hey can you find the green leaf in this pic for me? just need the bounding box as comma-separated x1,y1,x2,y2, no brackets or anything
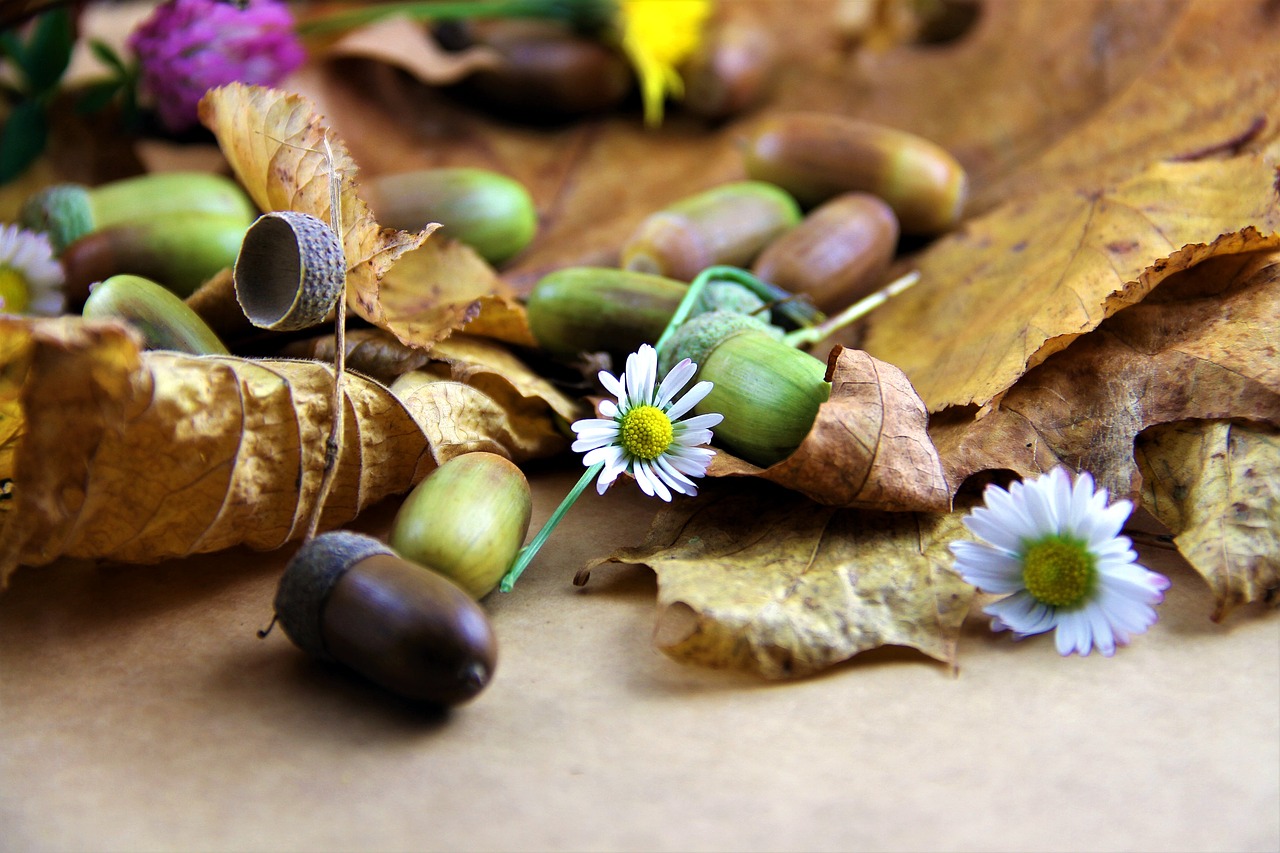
0,30,24,70
89,39,128,75
75,79,123,115
23,9,75,94
0,100,48,185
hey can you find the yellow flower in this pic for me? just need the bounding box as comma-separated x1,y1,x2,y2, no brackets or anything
616,0,711,126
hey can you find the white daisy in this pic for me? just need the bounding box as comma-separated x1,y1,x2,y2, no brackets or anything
571,343,724,501
950,466,1171,657
0,223,65,316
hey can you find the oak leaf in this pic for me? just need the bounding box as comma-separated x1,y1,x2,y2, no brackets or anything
1137,420,1280,620
579,480,975,679
710,346,950,511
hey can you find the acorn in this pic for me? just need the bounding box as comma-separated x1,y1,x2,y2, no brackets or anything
20,172,258,253
741,111,968,233
751,192,900,312
82,274,230,355
453,20,634,120
233,211,347,331
659,311,829,468
620,181,802,281
679,17,778,120
273,530,498,707
389,451,532,599
59,213,251,307
525,266,822,359
364,168,537,266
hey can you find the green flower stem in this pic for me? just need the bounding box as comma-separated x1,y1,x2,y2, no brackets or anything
296,0,609,36
653,264,755,353
499,461,604,592
782,270,920,348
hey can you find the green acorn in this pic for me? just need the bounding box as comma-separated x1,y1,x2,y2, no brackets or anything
659,310,829,468
620,181,802,281
60,213,251,306
525,266,820,359
82,274,229,355
20,172,258,253
364,167,537,266
388,451,533,600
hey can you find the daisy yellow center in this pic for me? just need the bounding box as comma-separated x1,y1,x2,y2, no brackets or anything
1021,536,1096,608
619,404,674,461
0,267,30,314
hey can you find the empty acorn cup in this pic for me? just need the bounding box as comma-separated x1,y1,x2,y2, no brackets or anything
233,210,347,331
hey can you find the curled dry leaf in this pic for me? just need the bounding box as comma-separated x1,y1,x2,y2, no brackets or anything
1138,420,1280,621
0,317,435,587
709,345,950,512
862,146,1280,413
579,480,975,679
930,250,1280,500
322,17,503,85
281,327,434,385
197,83,432,330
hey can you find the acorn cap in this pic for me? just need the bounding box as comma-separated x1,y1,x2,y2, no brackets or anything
233,211,346,331
19,184,95,253
274,531,394,660
658,309,781,374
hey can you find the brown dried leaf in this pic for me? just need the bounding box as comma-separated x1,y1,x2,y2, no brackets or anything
374,236,536,349
324,17,503,85
581,480,975,679
197,83,431,328
861,149,1280,413
280,328,433,385
930,250,1280,500
1137,420,1280,620
426,335,583,426
709,346,950,511
0,317,435,587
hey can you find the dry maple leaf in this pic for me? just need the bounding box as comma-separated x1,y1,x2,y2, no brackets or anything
579,479,975,679
709,345,950,511
1138,420,1280,621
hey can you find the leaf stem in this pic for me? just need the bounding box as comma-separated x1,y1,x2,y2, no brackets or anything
499,461,603,592
782,270,920,348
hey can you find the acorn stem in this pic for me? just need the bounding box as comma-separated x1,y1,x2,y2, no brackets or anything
499,461,603,592
782,269,920,348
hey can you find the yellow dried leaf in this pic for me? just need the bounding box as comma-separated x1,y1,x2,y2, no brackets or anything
0,317,435,587
710,346,951,511
863,146,1280,412
1138,420,1280,621
197,83,432,328
581,481,975,678
428,335,582,425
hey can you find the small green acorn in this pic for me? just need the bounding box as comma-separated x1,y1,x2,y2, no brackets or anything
59,213,251,306
364,167,537,266
82,274,229,355
620,181,802,281
389,451,532,600
660,310,829,468
20,172,258,253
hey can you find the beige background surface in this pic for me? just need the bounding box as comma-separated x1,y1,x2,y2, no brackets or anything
1,465,1277,852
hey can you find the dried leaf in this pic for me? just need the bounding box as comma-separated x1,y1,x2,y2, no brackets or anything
1137,420,1280,620
581,480,975,678
710,346,950,511
323,17,503,85
0,317,435,586
426,335,583,426
280,328,433,385
861,149,1280,413
930,250,1280,500
374,235,536,349
197,83,432,328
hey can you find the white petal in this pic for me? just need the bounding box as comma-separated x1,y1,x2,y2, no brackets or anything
677,412,724,431
674,429,715,448
599,369,624,401
655,358,696,408
1022,471,1062,534
984,591,1056,638
949,541,1025,593
634,461,672,501
962,509,1024,554
598,399,618,418
625,345,657,406
572,417,618,435
666,380,714,420
655,455,698,492
1086,499,1132,549
979,484,1041,543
